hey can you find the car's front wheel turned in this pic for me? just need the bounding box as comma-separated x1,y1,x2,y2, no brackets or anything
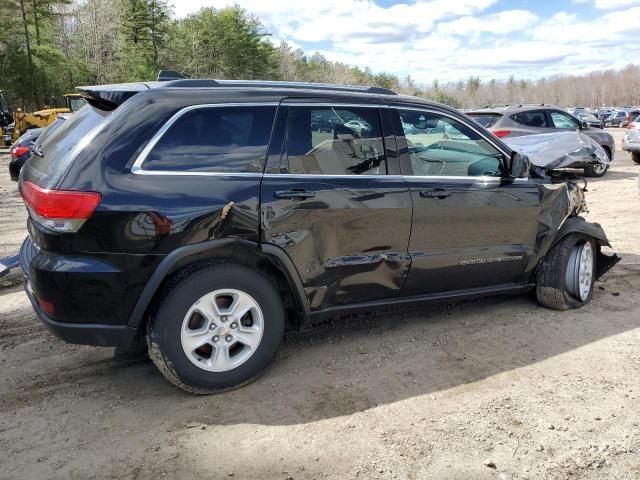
536,234,596,310
147,264,285,394
584,162,608,177
632,152,640,165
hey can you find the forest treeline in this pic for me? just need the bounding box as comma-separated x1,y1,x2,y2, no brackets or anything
2,0,639,111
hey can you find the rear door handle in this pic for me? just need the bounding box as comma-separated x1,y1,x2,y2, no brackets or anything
273,189,315,200
420,189,451,199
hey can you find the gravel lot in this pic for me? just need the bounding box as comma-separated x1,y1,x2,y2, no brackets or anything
1,129,639,480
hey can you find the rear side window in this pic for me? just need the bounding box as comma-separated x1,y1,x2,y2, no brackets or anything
284,106,386,175
510,111,549,128
142,106,276,173
467,114,501,128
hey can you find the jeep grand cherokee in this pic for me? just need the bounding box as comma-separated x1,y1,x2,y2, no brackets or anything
18,79,618,393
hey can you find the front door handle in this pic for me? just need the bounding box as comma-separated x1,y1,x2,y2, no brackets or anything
420,189,451,199
273,189,315,200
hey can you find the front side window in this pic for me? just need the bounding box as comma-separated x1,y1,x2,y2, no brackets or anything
143,106,276,172
285,106,386,175
550,111,579,129
511,110,549,128
398,109,503,177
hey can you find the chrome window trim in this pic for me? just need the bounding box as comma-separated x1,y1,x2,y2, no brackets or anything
131,102,279,175
280,102,389,109
130,100,528,180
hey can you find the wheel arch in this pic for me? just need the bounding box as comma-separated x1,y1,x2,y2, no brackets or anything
127,239,310,333
538,217,619,280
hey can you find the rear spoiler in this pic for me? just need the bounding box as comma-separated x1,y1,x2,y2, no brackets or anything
76,82,154,111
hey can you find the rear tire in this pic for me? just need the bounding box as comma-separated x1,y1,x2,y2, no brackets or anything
632,152,640,165
147,263,285,394
536,234,596,310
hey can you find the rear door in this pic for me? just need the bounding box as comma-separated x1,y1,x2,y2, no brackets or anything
260,101,412,312
392,107,541,296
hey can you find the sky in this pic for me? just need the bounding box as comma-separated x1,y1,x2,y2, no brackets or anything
168,0,640,84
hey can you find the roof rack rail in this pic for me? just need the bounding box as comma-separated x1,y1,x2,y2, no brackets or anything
159,79,397,95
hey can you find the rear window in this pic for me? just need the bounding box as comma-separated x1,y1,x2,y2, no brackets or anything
511,110,550,128
141,106,276,173
35,117,66,146
467,114,501,128
28,105,111,177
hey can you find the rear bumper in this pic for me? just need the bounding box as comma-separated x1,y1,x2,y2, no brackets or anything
19,236,147,347
23,280,137,346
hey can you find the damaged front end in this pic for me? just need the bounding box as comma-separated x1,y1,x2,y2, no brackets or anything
505,132,620,280
504,131,609,176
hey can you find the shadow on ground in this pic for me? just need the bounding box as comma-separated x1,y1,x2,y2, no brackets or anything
2,263,639,429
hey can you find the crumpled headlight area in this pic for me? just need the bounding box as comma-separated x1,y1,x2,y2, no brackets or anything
567,180,588,216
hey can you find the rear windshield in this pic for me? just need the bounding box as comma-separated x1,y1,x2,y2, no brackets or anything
467,114,501,128
34,116,66,146
28,105,111,180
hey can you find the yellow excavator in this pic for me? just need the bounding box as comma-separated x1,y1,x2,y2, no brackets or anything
1,92,86,146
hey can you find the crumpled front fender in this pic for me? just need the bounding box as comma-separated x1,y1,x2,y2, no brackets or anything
553,217,620,278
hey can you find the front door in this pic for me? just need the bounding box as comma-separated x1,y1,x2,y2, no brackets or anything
260,102,412,311
393,107,541,296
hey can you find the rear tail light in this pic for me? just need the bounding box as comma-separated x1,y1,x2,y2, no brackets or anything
20,180,101,232
11,146,29,160
492,130,511,138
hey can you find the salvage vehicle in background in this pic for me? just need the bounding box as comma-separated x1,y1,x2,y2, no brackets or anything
622,117,640,164
17,79,618,394
8,114,68,181
604,110,628,127
576,112,603,129
466,105,614,177
9,128,43,181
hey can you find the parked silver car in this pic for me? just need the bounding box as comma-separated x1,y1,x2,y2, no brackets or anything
466,105,615,177
622,118,640,165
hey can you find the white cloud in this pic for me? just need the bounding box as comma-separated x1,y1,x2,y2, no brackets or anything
167,0,640,84
593,0,640,9
437,10,539,36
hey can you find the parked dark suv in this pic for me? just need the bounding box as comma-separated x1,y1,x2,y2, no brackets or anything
18,80,618,394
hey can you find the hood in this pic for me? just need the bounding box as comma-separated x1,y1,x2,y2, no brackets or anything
503,131,609,172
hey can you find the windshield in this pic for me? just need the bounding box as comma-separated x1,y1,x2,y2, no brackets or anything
467,114,502,128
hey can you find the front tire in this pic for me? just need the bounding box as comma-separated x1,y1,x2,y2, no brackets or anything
632,152,640,165
148,264,285,394
584,163,608,177
536,234,596,310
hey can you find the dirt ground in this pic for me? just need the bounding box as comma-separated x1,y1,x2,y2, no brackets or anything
0,129,639,480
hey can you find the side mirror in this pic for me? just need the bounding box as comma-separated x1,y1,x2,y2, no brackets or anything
581,121,589,129
509,152,530,178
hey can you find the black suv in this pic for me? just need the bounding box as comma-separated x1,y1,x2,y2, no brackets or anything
18,80,618,393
